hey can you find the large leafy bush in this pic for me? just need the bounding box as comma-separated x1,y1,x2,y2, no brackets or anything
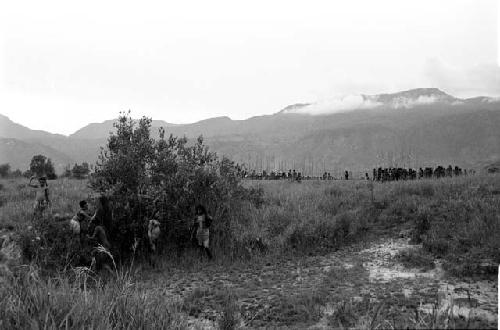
90,112,259,259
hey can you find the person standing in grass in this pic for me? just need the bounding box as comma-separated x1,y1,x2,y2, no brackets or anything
192,204,213,260
28,176,50,217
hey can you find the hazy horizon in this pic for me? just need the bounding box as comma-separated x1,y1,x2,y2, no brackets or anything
1,0,499,135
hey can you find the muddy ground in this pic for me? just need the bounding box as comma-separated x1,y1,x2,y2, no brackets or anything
137,233,498,329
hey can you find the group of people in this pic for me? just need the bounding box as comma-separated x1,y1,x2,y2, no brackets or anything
236,164,474,182
238,169,304,181
238,169,343,181
369,165,471,182
65,197,113,271
28,176,214,271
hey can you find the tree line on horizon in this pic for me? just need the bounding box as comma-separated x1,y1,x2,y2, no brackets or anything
0,155,91,180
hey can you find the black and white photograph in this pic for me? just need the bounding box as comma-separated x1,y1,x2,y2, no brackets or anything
0,0,499,328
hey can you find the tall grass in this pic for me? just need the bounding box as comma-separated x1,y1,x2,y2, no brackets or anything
0,178,91,230
1,174,499,327
2,175,499,272
0,265,186,329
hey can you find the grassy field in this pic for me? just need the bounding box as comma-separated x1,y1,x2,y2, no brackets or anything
0,178,91,229
0,174,499,328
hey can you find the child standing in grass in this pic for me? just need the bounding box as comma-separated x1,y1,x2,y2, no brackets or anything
28,176,50,217
192,205,213,260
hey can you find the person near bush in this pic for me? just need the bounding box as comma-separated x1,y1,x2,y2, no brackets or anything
87,225,113,272
86,195,114,272
87,209,112,273
191,205,213,260
70,200,92,238
28,176,50,217
91,195,112,236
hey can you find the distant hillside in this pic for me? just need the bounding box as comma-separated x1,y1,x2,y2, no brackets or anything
0,138,73,172
205,109,500,173
0,115,103,171
1,88,499,175
71,119,177,139
0,114,66,140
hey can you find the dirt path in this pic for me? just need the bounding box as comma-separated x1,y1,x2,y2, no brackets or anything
138,236,498,329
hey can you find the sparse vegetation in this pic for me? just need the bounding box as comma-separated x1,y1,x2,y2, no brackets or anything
64,162,91,179
0,163,24,179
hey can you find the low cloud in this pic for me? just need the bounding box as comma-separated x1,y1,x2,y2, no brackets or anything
283,92,448,115
390,95,443,109
283,94,381,115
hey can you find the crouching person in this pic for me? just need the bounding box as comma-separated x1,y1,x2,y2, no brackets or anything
193,205,213,260
87,220,113,274
70,200,92,238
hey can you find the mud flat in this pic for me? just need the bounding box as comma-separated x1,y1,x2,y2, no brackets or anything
361,238,498,326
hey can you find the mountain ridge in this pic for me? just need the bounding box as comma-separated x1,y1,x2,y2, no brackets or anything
1,88,499,173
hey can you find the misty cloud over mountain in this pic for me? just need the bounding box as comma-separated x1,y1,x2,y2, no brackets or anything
278,88,496,115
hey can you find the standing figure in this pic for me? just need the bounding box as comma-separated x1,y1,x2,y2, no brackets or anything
91,195,112,237
148,219,161,253
297,172,302,182
29,176,50,217
446,165,453,177
344,170,349,180
193,205,213,260
146,219,161,267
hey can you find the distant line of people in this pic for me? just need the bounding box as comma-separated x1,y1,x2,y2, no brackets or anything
237,165,476,181
237,169,340,181
370,165,474,182
238,169,305,181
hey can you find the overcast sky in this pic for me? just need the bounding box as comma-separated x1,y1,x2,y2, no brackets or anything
0,0,498,135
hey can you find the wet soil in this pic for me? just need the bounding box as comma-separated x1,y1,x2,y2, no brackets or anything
138,236,498,329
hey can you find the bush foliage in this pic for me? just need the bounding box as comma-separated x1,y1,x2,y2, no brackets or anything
90,112,260,259
29,155,57,179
